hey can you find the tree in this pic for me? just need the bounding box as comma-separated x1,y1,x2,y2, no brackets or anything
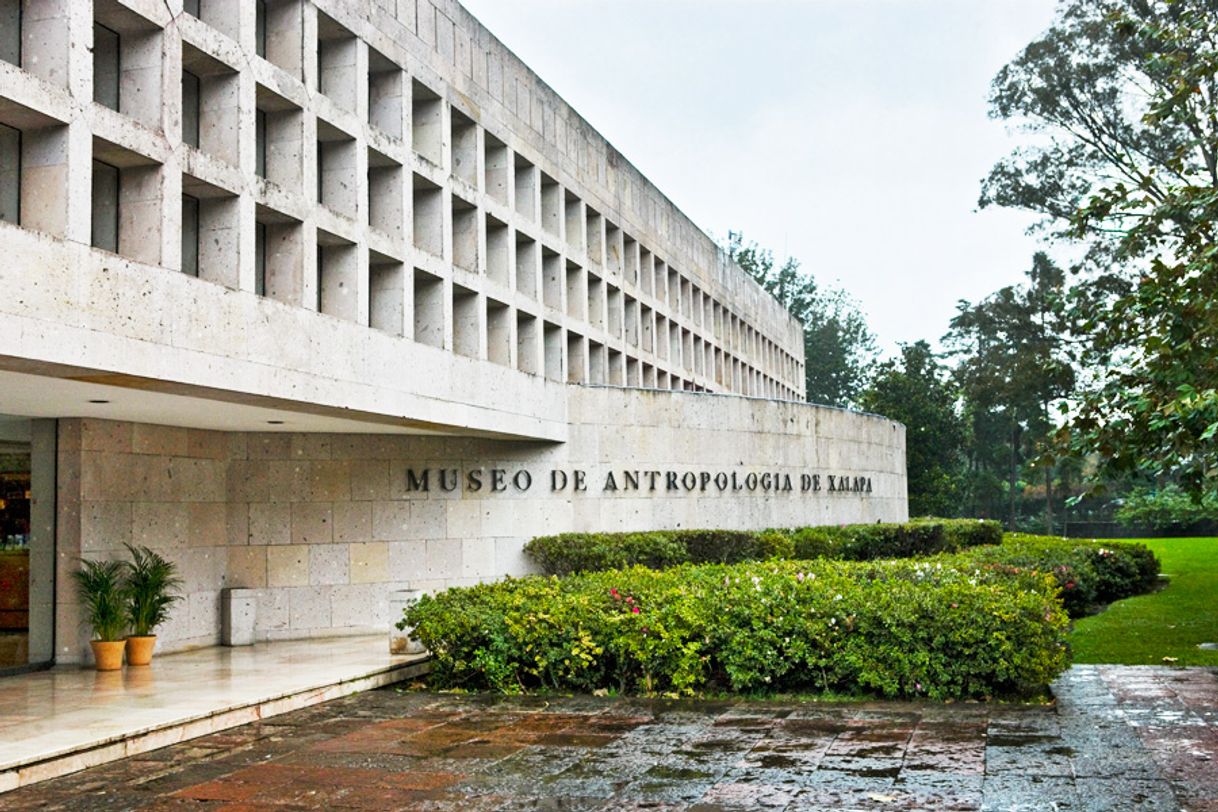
944,254,1075,531
859,341,968,518
725,232,877,407
982,0,1218,495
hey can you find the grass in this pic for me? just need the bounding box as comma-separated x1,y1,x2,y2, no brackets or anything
1069,537,1218,666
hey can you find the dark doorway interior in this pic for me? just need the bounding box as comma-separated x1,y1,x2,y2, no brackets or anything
0,438,30,668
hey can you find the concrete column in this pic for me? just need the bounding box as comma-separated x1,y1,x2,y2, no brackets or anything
52,420,83,664
26,419,56,665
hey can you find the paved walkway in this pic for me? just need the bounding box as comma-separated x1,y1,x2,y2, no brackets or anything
1,666,1214,811
0,636,428,791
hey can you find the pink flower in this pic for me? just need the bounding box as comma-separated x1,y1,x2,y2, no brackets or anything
631,606,640,614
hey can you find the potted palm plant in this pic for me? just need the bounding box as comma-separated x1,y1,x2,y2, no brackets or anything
123,544,182,666
73,559,128,671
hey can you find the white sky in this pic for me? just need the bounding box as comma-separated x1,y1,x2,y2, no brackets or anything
458,0,1060,355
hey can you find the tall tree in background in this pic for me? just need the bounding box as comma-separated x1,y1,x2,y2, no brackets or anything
944,254,1075,531
982,0,1218,495
859,341,968,517
726,232,877,407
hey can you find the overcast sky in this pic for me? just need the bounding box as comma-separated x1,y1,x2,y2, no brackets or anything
459,0,1060,355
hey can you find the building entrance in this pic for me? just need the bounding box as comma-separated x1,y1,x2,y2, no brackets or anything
0,417,31,669
0,415,52,675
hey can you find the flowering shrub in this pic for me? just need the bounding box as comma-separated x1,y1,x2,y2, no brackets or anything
960,535,1159,617
524,519,1001,575
403,558,1069,700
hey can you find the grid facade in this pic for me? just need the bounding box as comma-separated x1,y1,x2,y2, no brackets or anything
0,0,806,401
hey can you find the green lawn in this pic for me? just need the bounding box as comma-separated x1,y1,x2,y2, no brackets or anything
1069,537,1218,666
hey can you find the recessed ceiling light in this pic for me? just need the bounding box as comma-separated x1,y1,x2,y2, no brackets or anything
88,399,110,404
267,420,285,425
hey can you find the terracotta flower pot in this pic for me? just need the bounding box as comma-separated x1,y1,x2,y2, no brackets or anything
125,635,157,666
90,640,125,671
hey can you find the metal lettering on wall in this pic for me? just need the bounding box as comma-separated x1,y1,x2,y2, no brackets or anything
403,468,874,496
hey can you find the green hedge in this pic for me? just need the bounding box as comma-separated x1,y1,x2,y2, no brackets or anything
959,534,1160,617
524,519,1001,575
402,558,1069,700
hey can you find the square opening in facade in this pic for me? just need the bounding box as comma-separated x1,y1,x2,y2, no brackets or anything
626,355,640,387
585,207,603,266
565,260,585,321
541,248,562,313
543,321,563,381
485,214,509,286
367,47,403,139
255,204,303,305
486,297,511,367
0,0,17,67
483,132,509,206
91,138,161,264
587,272,605,332
623,236,639,287
411,79,443,167
183,0,240,41
92,3,162,129
607,349,624,386
0,116,69,237
255,85,303,192
317,120,357,219
563,190,583,256
412,267,445,348
451,282,479,358
516,310,540,375
566,331,586,384
0,123,19,224
624,295,639,347
451,194,478,272
368,148,404,241
369,250,405,336
182,173,239,287
539,172,560,237
450,108,477,187
606,284,623,339
514,232,538,301
0,0,69,86
588,340,606,385
181,42,239,166
411,173,443,257
255,0,303,78
316,230,358,322
605,221,622,276
513,154,536,221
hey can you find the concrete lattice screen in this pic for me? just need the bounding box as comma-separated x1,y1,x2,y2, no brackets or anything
0,0,806,400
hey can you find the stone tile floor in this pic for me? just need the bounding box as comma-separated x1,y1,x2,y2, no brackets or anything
0,665,1214,811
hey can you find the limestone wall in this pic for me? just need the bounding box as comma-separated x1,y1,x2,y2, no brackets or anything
55,392,905,663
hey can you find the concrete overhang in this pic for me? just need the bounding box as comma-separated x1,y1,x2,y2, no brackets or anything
0,226,569,442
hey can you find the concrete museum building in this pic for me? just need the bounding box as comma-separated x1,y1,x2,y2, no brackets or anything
0,0,908,670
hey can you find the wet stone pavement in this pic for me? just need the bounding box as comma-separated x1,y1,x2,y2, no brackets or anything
1,666,1215,811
